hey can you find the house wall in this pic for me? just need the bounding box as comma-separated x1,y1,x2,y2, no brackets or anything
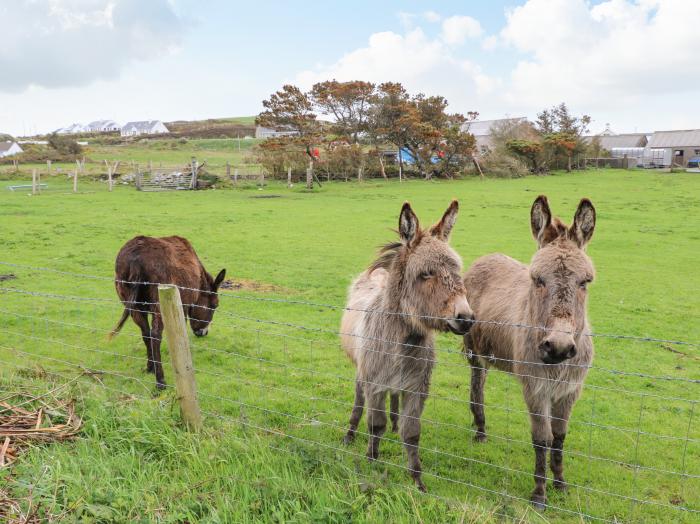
671,146,700,167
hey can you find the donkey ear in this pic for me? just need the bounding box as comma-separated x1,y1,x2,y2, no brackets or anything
399,202,420,245
530,195,553,248
430,199,459,240
570,199,596,248
213,269,226,289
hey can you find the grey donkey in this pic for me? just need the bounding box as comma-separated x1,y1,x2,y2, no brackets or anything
463,195,596,509
341,200,474,491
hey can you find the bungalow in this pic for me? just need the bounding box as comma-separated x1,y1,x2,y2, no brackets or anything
0,141,23,158
460,117,528,155
254,126,300,139
120,120,169,137
86,120,121,133
646,129,700,168
56,123,87,134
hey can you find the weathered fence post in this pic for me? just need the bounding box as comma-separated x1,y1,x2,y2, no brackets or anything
306,160,313,189
259,166,264,187
32,169,37,195
287,166,292,188
158,285,203,431
233,168,238,185
73,169,78,193
46,160,52,176
226,161,231,180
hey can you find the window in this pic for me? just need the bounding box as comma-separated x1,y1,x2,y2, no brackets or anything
674,149,684,157
694,149,700,155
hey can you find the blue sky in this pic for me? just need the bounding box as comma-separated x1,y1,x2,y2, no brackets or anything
1,1,699,136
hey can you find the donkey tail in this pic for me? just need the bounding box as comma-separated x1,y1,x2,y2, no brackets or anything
108,308,130,341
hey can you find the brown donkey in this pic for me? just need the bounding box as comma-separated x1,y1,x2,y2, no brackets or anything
341,201,474,491
463,195,596,509
110,236,226,389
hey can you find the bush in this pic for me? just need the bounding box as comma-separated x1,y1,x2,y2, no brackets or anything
47,133,83,156
481,152,529,178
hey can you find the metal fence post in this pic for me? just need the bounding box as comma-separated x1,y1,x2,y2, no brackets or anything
158,284,203,431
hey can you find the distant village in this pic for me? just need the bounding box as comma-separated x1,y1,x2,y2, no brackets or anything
1,116,699,170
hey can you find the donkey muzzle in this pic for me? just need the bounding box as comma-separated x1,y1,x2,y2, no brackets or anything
539,338,576,364
194,327,209,337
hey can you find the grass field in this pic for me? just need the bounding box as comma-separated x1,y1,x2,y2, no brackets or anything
1,169,699,522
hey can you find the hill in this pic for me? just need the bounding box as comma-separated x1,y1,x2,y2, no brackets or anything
165,116,256,139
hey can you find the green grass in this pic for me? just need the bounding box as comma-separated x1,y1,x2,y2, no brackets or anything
0,170,699,522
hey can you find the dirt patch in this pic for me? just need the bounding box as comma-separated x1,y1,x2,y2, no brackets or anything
220,278,290,294
0,274,16,282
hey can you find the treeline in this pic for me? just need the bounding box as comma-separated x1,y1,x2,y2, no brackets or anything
254,81,595,181
254,81,478,182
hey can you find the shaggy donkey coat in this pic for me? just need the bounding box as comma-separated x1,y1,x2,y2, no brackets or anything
341,201,474,491
463,196,596,509
110,235,226,389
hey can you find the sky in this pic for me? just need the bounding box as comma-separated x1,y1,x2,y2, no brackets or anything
1,0,699,137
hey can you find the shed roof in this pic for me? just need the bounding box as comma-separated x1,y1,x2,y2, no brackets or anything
0,141,16,152
647,129,700,148
462,117,527,136
596,133,648,149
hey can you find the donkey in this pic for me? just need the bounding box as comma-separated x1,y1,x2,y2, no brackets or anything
109,235,226,389
340,201,474,491
463,195,596,509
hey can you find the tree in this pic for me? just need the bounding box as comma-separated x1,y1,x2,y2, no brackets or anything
534,103,590,172
506,139,543,171
310,80,375,142
47,133,82,156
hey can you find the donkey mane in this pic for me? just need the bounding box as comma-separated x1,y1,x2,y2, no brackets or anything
367,240,405,274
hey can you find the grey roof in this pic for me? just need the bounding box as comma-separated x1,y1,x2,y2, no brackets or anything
87,119,119,129
0,141,16,152
122,120,166,132
647,129,700,148
593,133,648,150
462,117,527,136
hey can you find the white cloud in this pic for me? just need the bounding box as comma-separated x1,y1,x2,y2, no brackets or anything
0,0,183,92
501,0,700,109
440,15,483,45
423,10,441,23
481,35,498,51
295,27,497,114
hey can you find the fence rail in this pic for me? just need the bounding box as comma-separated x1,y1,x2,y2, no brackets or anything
1,262,698,522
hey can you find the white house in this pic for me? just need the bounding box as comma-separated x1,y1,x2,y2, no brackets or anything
0,141,23,158
120,120,169,137
254,125,300,139
55,123,87,134
86,120,121,133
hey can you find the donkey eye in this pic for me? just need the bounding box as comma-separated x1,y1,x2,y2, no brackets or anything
420,271,434,280
579,280,590,290
534,276,545,288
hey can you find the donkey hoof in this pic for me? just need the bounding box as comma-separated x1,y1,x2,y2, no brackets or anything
553,479,568,491
155,382,166,391
342,433,355,446
474,431,487,443
530,493,547,511
415,479,427,492
391,423,399,433
366,450,379,462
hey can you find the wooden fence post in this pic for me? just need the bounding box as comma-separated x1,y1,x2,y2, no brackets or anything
287,166,292,188
32,169,37,195
233,169,238,185
73,169,78,193
226,161,231,180
47,160,52,176
158,285,203,431
306,160,313,189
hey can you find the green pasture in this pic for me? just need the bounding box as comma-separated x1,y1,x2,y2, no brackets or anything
0,169,698,522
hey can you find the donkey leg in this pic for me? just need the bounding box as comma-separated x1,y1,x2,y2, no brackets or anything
400,390,428,492
365,389,387,462
343,379,365,445
389,392,400,433
131,310,154,373
150,313,166,390
550,395,575,491
526,395,552,510
469,356,488,442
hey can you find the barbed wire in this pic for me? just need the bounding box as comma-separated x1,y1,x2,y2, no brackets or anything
1,261,698,348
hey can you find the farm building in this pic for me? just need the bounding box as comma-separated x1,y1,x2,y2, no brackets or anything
255,126,300,139
86,120,121,133
0,141,23,158
460,117,528,155
120,120,169,137
646,129,700,168
585,133,650,165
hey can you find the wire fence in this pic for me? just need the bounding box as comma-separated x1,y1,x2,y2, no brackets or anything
0,261,698,522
